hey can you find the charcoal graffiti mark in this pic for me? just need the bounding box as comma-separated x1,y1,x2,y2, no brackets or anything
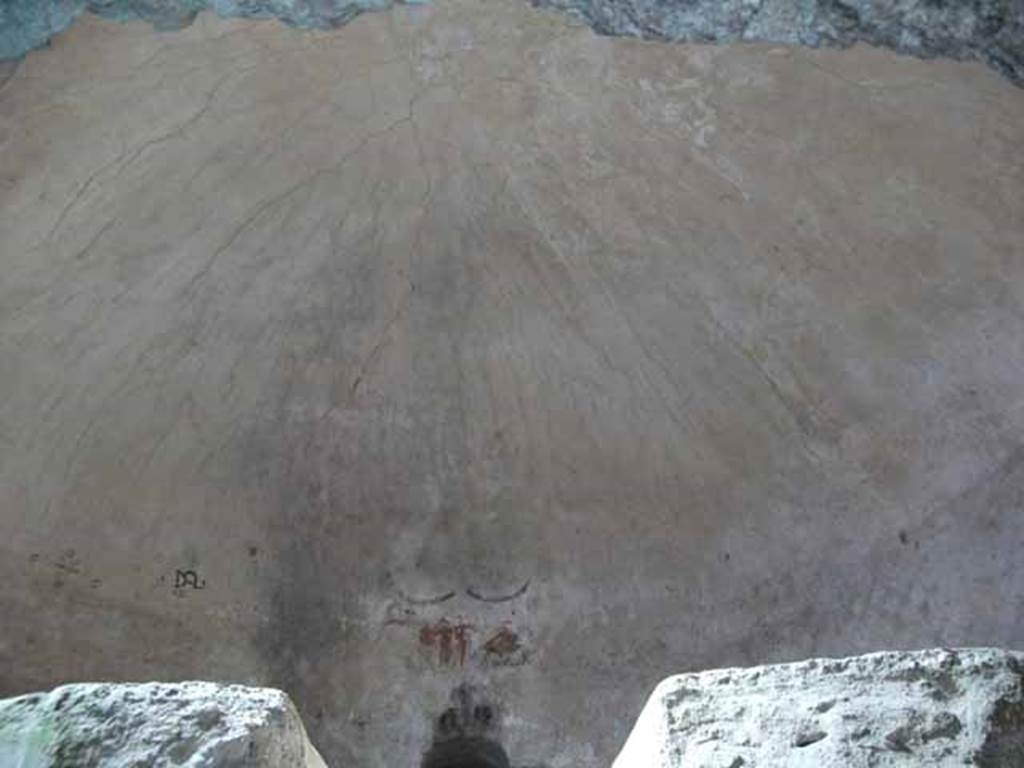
174,569,206,590
420,619,472,666
52,549,82,574
466,580,529,603
383,606,418,627
399,589,457,605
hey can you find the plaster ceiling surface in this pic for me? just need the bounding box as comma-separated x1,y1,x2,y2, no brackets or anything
0,2,1022,765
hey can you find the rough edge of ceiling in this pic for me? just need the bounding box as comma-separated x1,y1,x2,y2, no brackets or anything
1,1,1022,87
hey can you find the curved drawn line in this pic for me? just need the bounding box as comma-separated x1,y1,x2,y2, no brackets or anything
398,590,456,606
466,580,530,603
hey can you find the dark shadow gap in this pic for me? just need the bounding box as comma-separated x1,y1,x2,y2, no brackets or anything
423,737,512,768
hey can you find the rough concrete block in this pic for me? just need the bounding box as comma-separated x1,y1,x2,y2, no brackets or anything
0,681,327,768
614,648,1024,767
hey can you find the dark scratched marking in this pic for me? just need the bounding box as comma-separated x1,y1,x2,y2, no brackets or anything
399,589,456,605
174,569,206,590
466,580,529,603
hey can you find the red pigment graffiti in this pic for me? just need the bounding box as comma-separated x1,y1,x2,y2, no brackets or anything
481,625,529,667
419,619,472,666
482,627,520,657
